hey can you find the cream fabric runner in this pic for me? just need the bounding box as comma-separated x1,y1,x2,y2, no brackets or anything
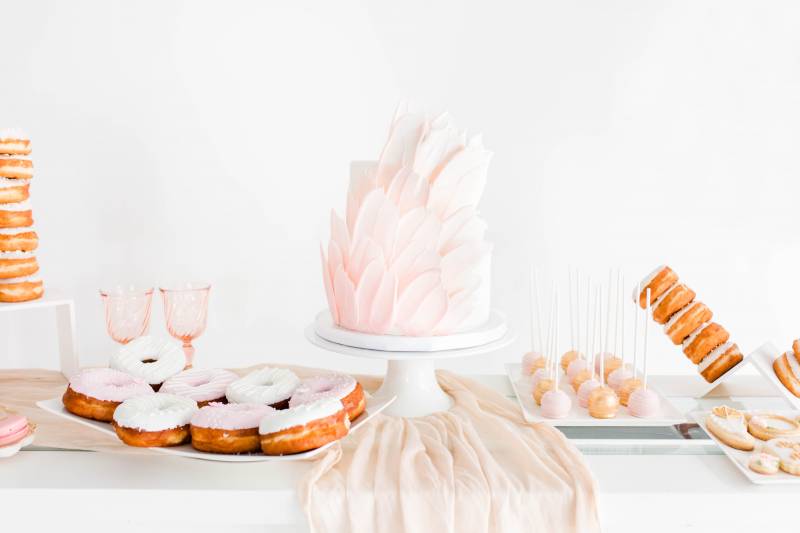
1,368,599,532
300,370,600,533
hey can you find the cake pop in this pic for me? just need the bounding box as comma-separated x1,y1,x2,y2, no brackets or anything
629,287,661,418
588,284,620,419
608,271,634,391
578,285,601,407
571,276,594,391
560,269,584,372
533,286,556,405
542,290,571,419
521,267,545,375
619,283,644,406
596,269,622,380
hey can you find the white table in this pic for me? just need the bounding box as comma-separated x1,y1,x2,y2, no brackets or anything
3,375,798,533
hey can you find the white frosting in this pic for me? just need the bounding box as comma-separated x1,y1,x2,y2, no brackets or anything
258,397,345,434
750,415,797,431
110,336,186,385
159,368,239,402
682,323,709,349
632,265,667,302
0,226,35,235
0,155,32,161
226,367,300,405
698,342,733,372
0,200,31,212
663,302,699,332
651,282,679,310
763,438,800,464
709,410,747,434
0,275,40,284
0,177,29,188
784,350,800,381
0,129,28,141
0,250,34,260
112,393,198,431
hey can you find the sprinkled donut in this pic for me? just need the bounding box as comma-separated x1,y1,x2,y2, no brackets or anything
259,398,349,455
160,368,239,406
226,367,300,409
112,393,198,447
190,402,275,454
62,367,154,422
110,336,186,388
289,374,366,421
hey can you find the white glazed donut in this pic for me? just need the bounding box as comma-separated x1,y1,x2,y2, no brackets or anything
226,367,300,408
160,368,239,406
110,336,186,387
111,393,198,447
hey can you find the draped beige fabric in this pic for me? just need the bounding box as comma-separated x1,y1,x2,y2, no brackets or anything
2,368,599,532
300,370,600,533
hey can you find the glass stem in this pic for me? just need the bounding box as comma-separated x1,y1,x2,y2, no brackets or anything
182,342,195,369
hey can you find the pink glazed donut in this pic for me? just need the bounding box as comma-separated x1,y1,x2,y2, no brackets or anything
289,374,366,421
190,402,276,454
62,367,154,422
160,368,239,407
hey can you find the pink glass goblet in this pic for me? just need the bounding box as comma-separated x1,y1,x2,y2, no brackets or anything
159,282,211,368
99,286,154,345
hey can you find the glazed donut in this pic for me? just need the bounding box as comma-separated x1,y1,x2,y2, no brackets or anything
226,367,300,409
110,336,186,388
698,342,743,383
663,301,712,345
190,402,275,454
0,226,38,252
763,438,800,476
773,349,800,398
160,368,239,406
682,322,729,364
705,405,755,451
62,367,154,422
747,414,800,441
0,157,33,179
652,283,695,324
0,132,31,156
0,200,33,228
633,265,678,308
112,393,198,447
0,178,29,204
259,398,349,455
0,253,39,279
0,276,43,302
289,374,366,421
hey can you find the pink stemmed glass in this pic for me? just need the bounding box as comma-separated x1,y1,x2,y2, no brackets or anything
99,286,154,344
159,282,211,368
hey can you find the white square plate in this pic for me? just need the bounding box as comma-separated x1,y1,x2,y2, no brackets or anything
506,363,685,427
37,395,394,462
749,346,800,410
690,410,800,484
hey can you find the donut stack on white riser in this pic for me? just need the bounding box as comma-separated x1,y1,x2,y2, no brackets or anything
634,266,742,383
0,131,43,303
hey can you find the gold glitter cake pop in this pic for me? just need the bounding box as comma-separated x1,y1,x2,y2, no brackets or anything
588,283,619,419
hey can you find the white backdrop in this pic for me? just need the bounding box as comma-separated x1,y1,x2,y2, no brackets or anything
2,0,799,378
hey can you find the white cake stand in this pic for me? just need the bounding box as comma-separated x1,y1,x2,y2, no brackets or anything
306,309,515,417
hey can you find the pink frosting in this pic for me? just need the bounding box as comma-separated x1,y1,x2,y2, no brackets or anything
577,379,600,408
628,388,661,418
289,374,357,408
566,358,588,380
0,413,29,446
191,402,275,430
160,368,239,402
541,390,571,419
69,367,154,402
521,351,545,374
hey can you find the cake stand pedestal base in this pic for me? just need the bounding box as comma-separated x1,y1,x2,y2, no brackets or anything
373,359,453,417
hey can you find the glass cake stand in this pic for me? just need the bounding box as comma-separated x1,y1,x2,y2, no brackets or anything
305,309,515,417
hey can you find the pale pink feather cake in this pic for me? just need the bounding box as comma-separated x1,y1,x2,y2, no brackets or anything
320,106,493,336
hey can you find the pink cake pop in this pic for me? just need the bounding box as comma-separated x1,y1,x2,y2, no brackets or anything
608,271,634,391
542,289,571,419
533,287,557,404
629,288,661,418
522,267,546,375
578,285,601,408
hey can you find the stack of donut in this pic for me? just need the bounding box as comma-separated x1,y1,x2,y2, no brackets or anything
62,337,366,455
634,265,743,383
0,130,42,302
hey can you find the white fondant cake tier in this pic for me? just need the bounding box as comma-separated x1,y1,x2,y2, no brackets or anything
320,106,493,336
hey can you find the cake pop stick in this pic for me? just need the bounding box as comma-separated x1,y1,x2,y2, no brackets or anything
628,286,660,418
533,268,543,353
586,276,592,371
528,268,537,353
604,269,613,356
599,285,605,385
554,288,560,389
613,269,621,357
632,282,640,375
643,287,651,389
574,270,581,353
568,268,575,349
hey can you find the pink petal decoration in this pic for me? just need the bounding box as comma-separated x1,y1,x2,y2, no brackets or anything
395,269,441,325
440,241,492,295
351,189,399,260
330,210,351,265
433,289,477,334
438,206,487,256
346,165,378,232
320,244,339,323
354,260,385,330
413,112,465,183
333,265,358,330
369,272,397,334
328,240,344,284
348,238,383,287
404,286,448,336
427,137,492,219
375,113,426,189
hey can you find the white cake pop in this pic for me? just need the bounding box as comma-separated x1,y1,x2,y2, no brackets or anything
542,289,571,419
629,288,661,418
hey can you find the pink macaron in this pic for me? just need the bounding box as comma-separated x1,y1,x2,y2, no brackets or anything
0,413,30,447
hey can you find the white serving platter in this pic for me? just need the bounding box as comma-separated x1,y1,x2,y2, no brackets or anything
749,345,800,410
690,410,800,484
506,363,685,427
313,309,508,352
37,395,394,462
